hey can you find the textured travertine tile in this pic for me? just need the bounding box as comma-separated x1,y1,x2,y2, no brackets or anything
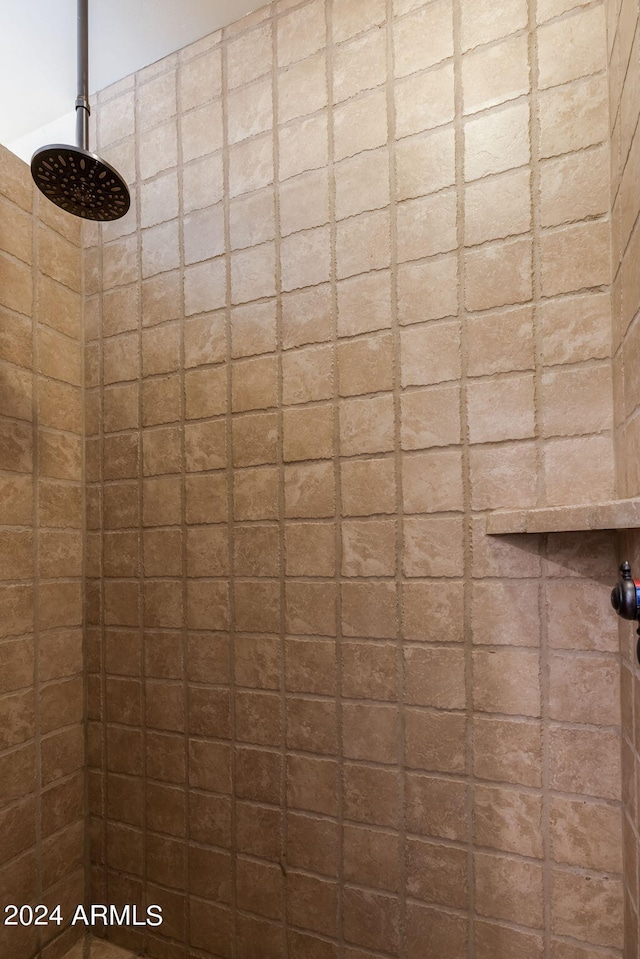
465,168,531,246
467,306,534,376
467,374,536,443
394,62,455,139
184,154,224,211
393,0,453,78
279,113,328,181
398,255,459,325
184,204,225,262
400,321,461,386
140,171,179,228
228,78,273,145
544,435,615,506
404,516,465,577
138,120,178,180
279,169,329,235
184,312,226,367
475,921,543,959
539,145,609,228
538,5,607,90
334,149,390,221
229,133,274,196
397,189,458,262
538,74,609,158
396,126,456,200
337,271,392,336
473,648,540,717
185,366,227,420
550,797,623,872
279,54,328,124
539,293,610,366
401,385,461,450
472,580,540,647
285,524,336,577
473,716,542,787
405,708,466,774
231,301,277,358
282,284,333,348
283,404,334,461
540,220,610,296
334,89,388,161
549,652,619,726
462,33,529,115
277,0,326,67
474,852,544,927
281,225,331,290
184,258,227,315
284,462,335,518
551,870,623,949
540,365,613,437
402,450,464,513
460,0,528,50
99,91,135,145
226,24,271,90
470,442,538,510
141,220,180,277
337,331,394,396
338,397,396,464
137,71,177,133
405,904,468,959
474,784,543,858
282,344,333,405
333,0,386,41
465,236,533,311
537,0,595,21
231,242,277,304
341,456,396,516
549,727,621,800
464,101,530,180
180,46,222,111
333,29,387,102
405,647,466,710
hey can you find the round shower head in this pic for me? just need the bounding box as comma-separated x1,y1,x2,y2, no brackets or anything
31,144,130,222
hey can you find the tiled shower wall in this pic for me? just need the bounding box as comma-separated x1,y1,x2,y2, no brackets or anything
609,0,640,953
0,144,85,959
84,0,624,957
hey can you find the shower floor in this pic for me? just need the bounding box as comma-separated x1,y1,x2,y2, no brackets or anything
62,939,137,959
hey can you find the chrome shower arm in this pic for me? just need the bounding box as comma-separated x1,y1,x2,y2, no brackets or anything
75,0,90,150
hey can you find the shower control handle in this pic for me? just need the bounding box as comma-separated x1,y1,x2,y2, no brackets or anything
611,561,640,665
611,561,640,620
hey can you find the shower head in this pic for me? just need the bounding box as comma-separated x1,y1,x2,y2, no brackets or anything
31,145,130,222
30,0,130,222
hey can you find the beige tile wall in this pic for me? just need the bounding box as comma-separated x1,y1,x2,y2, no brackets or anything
84,1,623,957
0,144,85,959
609,0,640,953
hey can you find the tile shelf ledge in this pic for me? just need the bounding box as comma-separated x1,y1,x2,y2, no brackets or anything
486,498,640,535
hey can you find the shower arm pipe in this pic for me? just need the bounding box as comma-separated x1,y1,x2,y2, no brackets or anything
75,0,90,151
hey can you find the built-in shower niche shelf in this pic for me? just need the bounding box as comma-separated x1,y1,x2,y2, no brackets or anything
486,497,640,535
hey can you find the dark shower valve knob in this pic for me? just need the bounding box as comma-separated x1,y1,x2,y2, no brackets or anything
611,562,640,665
611,561,640,621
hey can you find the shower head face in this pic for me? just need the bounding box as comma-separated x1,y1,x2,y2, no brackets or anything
31,144,130,222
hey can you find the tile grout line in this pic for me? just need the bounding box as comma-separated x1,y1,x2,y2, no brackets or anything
451,0,475,954
384,0,408,955
94,95,110,945
131,64,149,957
175,46,190,959
80,215,91,937
220,24,239,959
32,178,44,959
324,0,346,953
528,0,554,955
270,1,290,952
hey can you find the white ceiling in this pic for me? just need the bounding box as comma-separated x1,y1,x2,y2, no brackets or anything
1,0,260,161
